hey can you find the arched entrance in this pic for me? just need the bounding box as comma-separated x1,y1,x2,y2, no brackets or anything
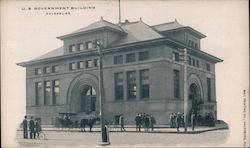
67,73,99,115
189,83,202,113
81,86,97,114
188,74,204,115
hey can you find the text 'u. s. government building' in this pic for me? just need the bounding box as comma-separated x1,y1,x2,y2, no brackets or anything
18,18,222,125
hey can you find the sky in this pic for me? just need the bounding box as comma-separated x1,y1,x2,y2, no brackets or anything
1,0,249,147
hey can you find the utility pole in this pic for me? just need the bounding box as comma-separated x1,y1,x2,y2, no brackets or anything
96,41,110,145
118,0,121,24
183,48,188,132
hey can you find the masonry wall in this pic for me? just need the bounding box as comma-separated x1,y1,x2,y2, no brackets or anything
25,43,217,125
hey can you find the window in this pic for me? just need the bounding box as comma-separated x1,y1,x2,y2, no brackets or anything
69,62,77,70
35,82,42,106
86,60,93,68
52,65,59,73
69,44,76,52
114,72,124,100
44,67,50,74
86,41,93,49
126,53,136,63
192,59,196,66
114,55,123,64
206,63,211,71
94,59,99,67
77,43,84,51
196,60,200,68
52,80,60,105
194,43,198,49
44,81,51,105
188,40,191,46
172,52,179,61
139,51,149,61
173,70,180,99
35,68,42,75
127,71,136,99
207,78,211,102
140,69,149,99
77,61,84,69
188,56,192,65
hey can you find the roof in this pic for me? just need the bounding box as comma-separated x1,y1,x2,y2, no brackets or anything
152,20,206,38
57,18,125,39
110,20,163,46
33,46,64,61
17,19,219,66
152,20,185,32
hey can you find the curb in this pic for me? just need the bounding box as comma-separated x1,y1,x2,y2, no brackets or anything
17,126,228,134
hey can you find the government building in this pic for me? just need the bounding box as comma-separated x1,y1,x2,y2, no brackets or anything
18,18,222,125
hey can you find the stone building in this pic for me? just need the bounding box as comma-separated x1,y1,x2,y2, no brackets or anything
18,18,222,125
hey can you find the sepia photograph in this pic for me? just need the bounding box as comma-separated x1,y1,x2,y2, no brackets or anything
1,0,249,147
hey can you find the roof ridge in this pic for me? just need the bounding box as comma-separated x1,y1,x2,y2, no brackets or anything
118,21,140,26
152,21,183,27
101,19,125,32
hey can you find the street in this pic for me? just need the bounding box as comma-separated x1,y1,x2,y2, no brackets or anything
16,129,229,147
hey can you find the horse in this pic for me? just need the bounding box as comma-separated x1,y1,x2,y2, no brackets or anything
80,117,100,132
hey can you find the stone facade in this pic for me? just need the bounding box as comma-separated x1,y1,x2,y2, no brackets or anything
18,18,222,125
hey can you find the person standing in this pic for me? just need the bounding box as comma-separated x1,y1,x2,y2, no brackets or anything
22,116,28,139
170,113,174,128
135,114,141,132
150,115,156,131
142,113,146,131
138,113,142,131
35,119,42,138
191,110,195,131
144,114,150,132
119,114,125,131
29,116,35,139
176,112,182,132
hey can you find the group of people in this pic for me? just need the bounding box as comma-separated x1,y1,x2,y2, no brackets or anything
22,115,42,139
169,112,185,130
169,110,196,131
135,113,156,132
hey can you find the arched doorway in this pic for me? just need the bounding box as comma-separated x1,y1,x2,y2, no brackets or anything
188,74,204,116
81,86,97,114
67,73,99,115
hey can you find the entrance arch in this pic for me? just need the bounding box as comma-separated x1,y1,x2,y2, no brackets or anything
188,74,204,114
67,73,99,114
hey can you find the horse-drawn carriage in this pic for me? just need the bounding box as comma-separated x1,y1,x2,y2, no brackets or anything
56,112,100,132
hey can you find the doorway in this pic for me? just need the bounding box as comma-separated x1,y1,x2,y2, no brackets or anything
81,86,96,114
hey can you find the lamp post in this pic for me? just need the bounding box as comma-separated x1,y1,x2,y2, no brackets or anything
183,48,188,132
96,40,110,145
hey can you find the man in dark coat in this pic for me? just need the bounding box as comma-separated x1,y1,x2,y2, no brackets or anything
135,114,141,132
22,116,28,139
144,114,150,132
29,116,35,139
176,112,182,132
150,115,156,131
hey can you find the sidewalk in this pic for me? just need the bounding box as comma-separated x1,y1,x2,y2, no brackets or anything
17,122,228,134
